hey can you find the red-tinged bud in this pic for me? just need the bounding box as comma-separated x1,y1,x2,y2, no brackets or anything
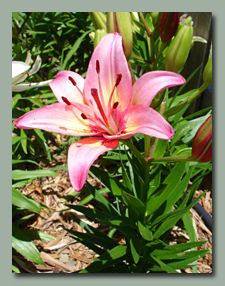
165,22,193,73
159,12,180,43
62,96,71,105
192,115,212,163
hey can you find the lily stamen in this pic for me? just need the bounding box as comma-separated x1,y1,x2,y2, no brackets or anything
68,76,84,97
62,96,113,135
91,88,109,125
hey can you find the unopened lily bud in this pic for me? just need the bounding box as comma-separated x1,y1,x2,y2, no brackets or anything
89,12,106,31
192,114,212,163
203,55,212,86
115,12,133,60
106,12,116,33
93,29,107,49
159,12,180,43
165,23,193,73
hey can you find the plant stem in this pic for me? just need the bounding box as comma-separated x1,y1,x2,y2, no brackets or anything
144,135,151,160
145,102,166,160
185,81,209,105
152,42,166,70
128,61,136,85
147,155,195,163
138,12,152,37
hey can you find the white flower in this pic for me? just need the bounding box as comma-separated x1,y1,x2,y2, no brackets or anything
12,51,52,92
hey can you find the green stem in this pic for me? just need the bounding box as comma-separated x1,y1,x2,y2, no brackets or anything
145,102,166,160
152,42,166,70
147,155,195,163
128,61,136,85
144,135,151,160
185,82,209,105
138,12,152,37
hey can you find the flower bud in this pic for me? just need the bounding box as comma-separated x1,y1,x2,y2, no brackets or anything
93,29,107,49
203,55,212,86
115,12,133,60
192,114,212,163
159,12,180,43
89,12,106,31
165,23,193,73
106,12,116,33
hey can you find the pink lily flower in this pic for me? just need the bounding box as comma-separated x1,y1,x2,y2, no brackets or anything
14,33,185,192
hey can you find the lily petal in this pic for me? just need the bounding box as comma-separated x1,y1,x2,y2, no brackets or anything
49,70,85,104
84,33,132,110
131,71,185,107
12,80,52,92
13,102,99,137
104,105,174,140
68,137,119,192
27,55,42,77
12,61,30,85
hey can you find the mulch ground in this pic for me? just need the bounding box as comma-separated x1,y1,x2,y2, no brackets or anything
13,136,212,273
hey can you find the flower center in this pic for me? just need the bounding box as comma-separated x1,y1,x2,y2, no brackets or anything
64,61,122,136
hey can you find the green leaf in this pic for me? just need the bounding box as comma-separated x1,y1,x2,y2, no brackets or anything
66,204,136,240
12,159,43,168
12,169,59,181
122,190,146,219
12,188,41,213
60,29,93,70
68,213,118,250
79,245,131,273
73,188,110,205
34,129,52,161
12,262,20,273
20,129,28,154
164,250,210,270
65,228,114,254
163,101,187,119
12,224,44,265
182,211,198,273
94,245,128,261
149,240,207,259
138,221,153,241
22,230,56,242
171,113,211,145
90,166,125,197
150,255,178,273
153,192,205,239
146,162,186,216
152,139,168,158
86,182,119,216
130,236,141,264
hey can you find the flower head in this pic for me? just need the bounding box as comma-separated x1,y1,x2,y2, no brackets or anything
159,12,180,43
192,114,212,163
14,33,185,192
12,51,51,92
